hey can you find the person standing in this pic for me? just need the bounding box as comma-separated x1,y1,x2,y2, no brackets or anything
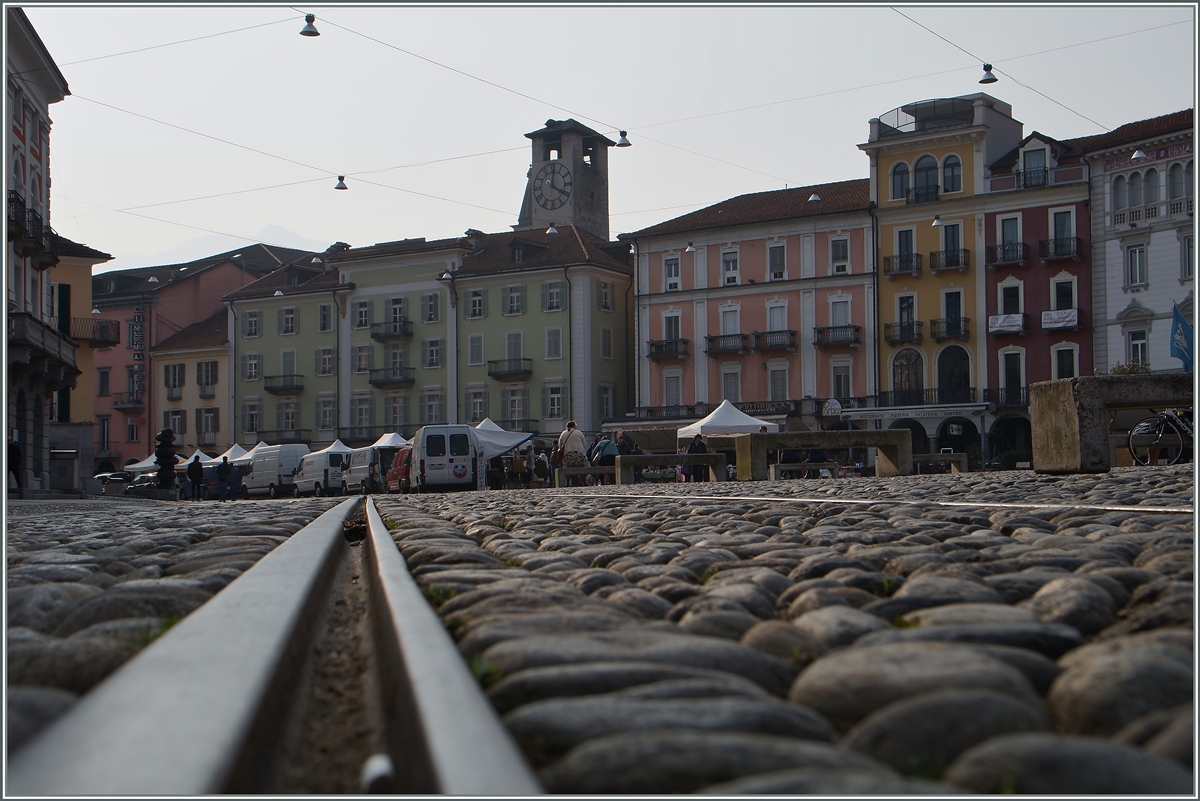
186,455,204,501
8,435,22,491
216,456,233,502
687,433,709,483
557,421,588,486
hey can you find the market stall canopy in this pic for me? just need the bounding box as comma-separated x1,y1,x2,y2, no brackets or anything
204,443,248,466
126,451,182,474
175,450,210,470
473,427,535,461
231,441,266,465
677,399,779,439
309,439,354,456
475,418,505,431
372,432,408,448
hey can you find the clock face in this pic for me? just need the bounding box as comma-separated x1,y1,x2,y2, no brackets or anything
533,161,573,210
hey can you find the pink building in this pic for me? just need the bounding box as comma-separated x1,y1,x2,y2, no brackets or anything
620,180,877,440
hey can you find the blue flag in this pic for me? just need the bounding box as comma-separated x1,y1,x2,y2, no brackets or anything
1170,302,1193,372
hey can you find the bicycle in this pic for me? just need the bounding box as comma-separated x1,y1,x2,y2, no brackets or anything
1128,408,1194,466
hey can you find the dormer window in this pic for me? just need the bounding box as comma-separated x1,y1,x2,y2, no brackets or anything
1021,149,1047,188
288,272,301,285
512,247,524,263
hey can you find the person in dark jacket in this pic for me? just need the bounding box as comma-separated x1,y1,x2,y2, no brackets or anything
186,455,204,501
687,434,708,482
8,435,21,491
216,457,233,502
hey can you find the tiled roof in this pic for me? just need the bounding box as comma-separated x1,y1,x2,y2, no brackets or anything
93,243,316,299
221,260,349,302
151,310,227,352
456,225,630,277
990,109,1193,174
51,233,112,262
619,179,871,239
327,236,470,264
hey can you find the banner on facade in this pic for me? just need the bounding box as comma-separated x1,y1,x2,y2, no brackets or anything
1171,302,1193,372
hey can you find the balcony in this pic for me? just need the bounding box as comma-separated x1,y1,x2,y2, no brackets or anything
930,317,970,342
636,404,704,420
705,333,750,356
733,400,800,416
884,321,923,346
879,387,976,407
198,431,217,447
983,387,1028,408
68,317,121,347
807,396,877,419
7,313,79,388
647,338,690,361
1042,308,1082,331
929,249,970,275
754,329,799,353
906,186,940,205
263,374,304,395
13,207,42,257
1039,237,1083,262
166,386,182,401
487,358,533,380
8,190,27,241
336,425,416,445
256,428,310,444
94,440,121,460
370,319,413,342
812,326,861,349
368,366,416,388
199,384,216,399
110,392,145,411
986,242,1028,269
988,313,1028,335
1168,197,1194,217
1016,168,1048,189
883,254,921,279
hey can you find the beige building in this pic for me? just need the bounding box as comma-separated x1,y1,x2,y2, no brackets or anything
149,311,233,455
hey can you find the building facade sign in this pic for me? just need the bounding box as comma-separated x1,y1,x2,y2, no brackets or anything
1104,142,1192,172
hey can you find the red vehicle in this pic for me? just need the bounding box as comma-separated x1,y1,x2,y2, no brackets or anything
385,446,414,493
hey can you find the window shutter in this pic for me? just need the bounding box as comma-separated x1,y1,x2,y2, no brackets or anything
210,362,217,385
437,339,444,365
277,308,284,334
366,299,374,326
213,407,219,433
330,351,336,376
314,400,321,429
164,364,170,387
293,307,299,331
368,397,375,427
276,403,283,430
163,411,169,430
196,363,202,385
241,405,248,434
542,386,549,418
180,411,187,434
541,282,548,311
241,313,247,337
420,294,429,322
517,285,526,313
315,349,321,374
480,288,488,317
398,297,407,319
368,345,374,371
596,279,602,309
195,409,202,436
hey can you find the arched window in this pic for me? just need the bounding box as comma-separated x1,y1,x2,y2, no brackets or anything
1170,164,1185,199
914,155,938,199
1144,169,1159,204
892,348,924,405
937,346,972,405
942,155,962,193
1187,161,1195,197
891,163,909,201
1129,172,1143,207
1113,175,1126,209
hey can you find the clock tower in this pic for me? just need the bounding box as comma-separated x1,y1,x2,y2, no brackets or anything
517,119,616,240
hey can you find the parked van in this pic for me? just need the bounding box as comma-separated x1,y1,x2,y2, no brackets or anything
238,443,310,499
410,425,482,492
384,445,414,493
344,444,401,495
292,447,350,497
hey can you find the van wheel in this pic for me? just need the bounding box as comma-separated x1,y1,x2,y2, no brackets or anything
401,480,409,495
268,484,277,499
340,483,347,497
315,483,323,497
293,484,301,498
241,486,250,501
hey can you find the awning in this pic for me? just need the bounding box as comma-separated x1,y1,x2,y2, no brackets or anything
838,404,989,422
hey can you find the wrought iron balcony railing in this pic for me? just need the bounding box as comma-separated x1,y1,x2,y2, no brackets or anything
487,358,533,379
7,190,27,241
368,366,416,388
883,253,922,278
198,432,217,447
930,317,970,341
199,384,216,399
906,186,940,204
166,386,182,401
988,313,1027,335
1016,168,1048,189
263,374,304,394
884,321,923,345
705,333,750,356
983,387,1028,408
753,329,798,352
369,319,413,342
986,242,1028,267
68,317,121,347
647,339,690,360
1038,237,1083,261
812,326,861,348
110,392,144,410
879,387,976,407
929,249,970,274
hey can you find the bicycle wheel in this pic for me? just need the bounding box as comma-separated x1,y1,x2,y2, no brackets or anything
1129,417,1184,465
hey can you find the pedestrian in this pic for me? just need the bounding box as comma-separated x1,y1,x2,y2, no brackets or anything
687,433,709,483
592,434,620,484
557,421,588,486
8,434,21,491
585,433,604,465
186,455,204,501
534,450,550,488
216,456,233,502
627,436,645,483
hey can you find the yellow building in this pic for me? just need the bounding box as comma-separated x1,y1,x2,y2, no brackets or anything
149,311,233,456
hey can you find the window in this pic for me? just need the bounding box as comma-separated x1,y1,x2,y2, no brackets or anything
467,289,487,319
424,339,442,368
1129,172,1143,207
243,353,260,380
243,403,260,434
1001,284,1022,315
467,389,488,423
545,385,564,419
353,344,370,373
1022,149,1046,186
1185,236,1194,280
768,245,786,280
943,155,962,193
1145,169,1159,205
1127,246,1147,287
942,223,962,266
767,305,786,332
317,398,336,431
281,350,296,378
279,401,298,433
831,300,850,327
503,285,525,315
127,419,140,443
512,247,524,263
198,360,218,387
97,368,110,396
914,155,938,200
1053,279,1075,311
1113,175,1127,210
596,280,614,311
721,308,739,335
385,395,408,429
600,327,613,359
352,396,373,433
422,293,440,323
542,281,564,311
891,162,910,200
664,374,681,407
832,365,851,399
318,303,333,332
422,393,445,424
831,239,848,274
769,367,788,401
505,331,523,361
999,217,1021,262
545,327,562,360
1129,330,1149,364
244,310,260,338
316,347,334,376
598,385,614,420
721,371,740,403
166,409,186,437
354,300,370,329
164,362,185,389
97,417,110,451
386,343,406,370
722,252,739,285
468,334,485,365
665,257,681,291
503,388,526,423
1169,163,1185,200
664,314,681,341
280,307,296,335
198,407,219,437
1054,347,1077,379
389,297,408,323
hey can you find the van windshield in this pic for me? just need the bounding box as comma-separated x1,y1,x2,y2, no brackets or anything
427,435,446,457
328,454,344,468
449,434,471,456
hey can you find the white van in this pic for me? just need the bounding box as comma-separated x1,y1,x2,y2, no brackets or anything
344,445,401,495
292,449,349,497
411,425,481,492
239,443,310,499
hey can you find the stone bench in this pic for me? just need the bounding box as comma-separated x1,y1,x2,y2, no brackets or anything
555,466,616,486
614,454,727,485
913,452,968,473
735,430,913,481
770,462,841,480
1030,374,1193,474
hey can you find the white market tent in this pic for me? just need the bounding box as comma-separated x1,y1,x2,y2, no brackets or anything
127,448,206,473
231,441,266,466
475,418,505,432
204,443,249,466
677,399,779,439
310,438,354,457
371,432,408,448
473,427,536,461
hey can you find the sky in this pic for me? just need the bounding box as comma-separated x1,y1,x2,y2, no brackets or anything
15,3,1198,273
